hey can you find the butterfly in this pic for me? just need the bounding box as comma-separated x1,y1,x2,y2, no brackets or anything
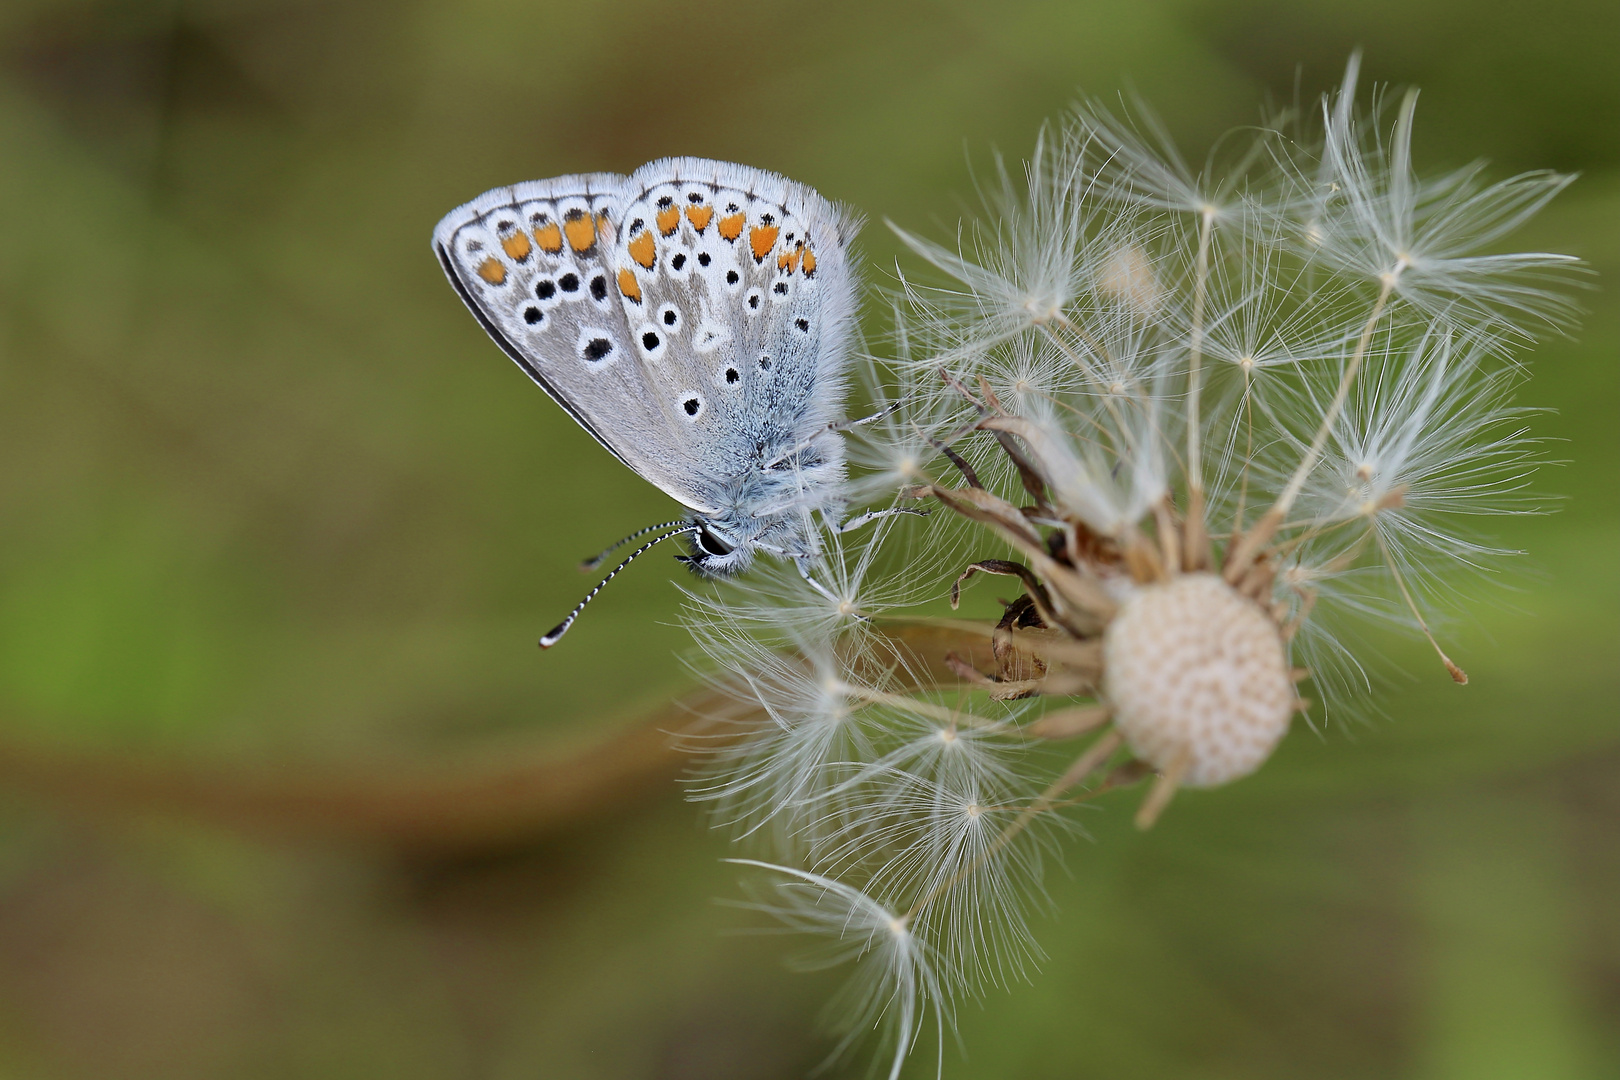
433,158,863,646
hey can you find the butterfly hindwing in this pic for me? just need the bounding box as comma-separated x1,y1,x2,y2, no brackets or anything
610,159,862,510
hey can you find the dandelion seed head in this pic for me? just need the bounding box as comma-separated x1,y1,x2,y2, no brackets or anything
687,52,1578,1079
1105,574,1295,787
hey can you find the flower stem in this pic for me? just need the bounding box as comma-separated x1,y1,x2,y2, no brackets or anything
1184,208,1215,569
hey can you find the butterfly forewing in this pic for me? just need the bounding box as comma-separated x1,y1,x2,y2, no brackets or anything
434,173,718,512
434,159,861,526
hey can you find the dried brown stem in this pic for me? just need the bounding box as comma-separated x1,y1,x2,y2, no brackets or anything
951,559,1059,625
0,624,998,853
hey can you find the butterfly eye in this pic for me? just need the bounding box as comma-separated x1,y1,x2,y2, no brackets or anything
696,527,734,557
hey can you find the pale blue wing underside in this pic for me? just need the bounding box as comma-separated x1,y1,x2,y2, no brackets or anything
433,158,861,519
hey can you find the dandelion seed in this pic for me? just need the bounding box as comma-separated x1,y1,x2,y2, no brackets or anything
727,860,949,1080
1301,53,1581,335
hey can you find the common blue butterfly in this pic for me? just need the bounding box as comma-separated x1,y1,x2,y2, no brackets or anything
433,159,862,645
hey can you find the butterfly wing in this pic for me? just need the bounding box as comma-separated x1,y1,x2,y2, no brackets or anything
433,161,861,521
606,158,862,518
432,173,723,513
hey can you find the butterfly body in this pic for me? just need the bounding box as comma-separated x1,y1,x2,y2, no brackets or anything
433,158,860,578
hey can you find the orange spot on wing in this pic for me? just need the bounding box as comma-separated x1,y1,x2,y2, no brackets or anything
718,213,745,241
685,205,713,232
749,224,779,262
628,230,656,269
656,206,681,235
476,257,506,285
534,221,564,253
618,267,642,303
801,247,817,276
786,243,803,273
564,211,596,252
501,230,532,261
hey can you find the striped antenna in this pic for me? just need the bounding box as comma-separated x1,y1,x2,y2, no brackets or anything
579,519,690,571
540,525,699,649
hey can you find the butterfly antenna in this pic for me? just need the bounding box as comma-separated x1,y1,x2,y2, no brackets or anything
540,526,699,649
579,519,690,571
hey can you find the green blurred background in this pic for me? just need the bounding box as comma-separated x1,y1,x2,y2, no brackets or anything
0,0,1615,1077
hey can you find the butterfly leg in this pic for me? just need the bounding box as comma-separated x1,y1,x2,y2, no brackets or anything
792,557,842,604
836,506,930,534
762,396,920,472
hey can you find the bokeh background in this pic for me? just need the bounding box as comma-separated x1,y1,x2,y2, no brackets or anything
0,0,1615,1077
